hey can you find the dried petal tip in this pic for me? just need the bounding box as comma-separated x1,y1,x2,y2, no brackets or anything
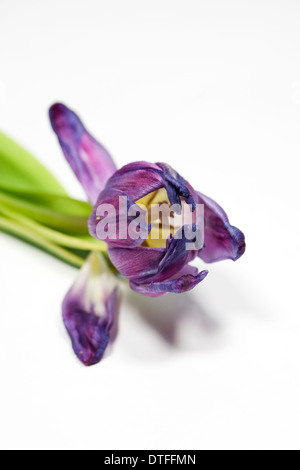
62,252,121,366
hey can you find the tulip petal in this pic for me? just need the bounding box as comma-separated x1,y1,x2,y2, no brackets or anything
103,161,197,211
108,226,200,284
49,103,117,204
108,245,165,282
62,252,121,366
157,226,198,275
130,269,208,297
197,192,246,262
156,163,197,211
104,161,165,202
89,187,151,248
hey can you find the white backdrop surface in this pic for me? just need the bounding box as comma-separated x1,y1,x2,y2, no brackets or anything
0,0,299,450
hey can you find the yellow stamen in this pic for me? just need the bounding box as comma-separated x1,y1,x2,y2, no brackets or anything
137,189,182,248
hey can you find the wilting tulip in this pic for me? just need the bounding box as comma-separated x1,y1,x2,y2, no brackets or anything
88,162,245,296
62,251,120,366
50,103,245,299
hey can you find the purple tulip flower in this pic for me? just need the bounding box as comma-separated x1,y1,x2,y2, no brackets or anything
50,103,245,294
50,102,245,364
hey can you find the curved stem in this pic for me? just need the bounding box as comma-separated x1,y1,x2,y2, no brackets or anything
0,216,85,268
0,204,107,253
0,190,89,235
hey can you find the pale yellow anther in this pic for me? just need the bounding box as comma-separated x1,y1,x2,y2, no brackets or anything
136,189,183,248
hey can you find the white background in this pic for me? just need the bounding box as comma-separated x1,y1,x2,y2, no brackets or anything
0,0,300,450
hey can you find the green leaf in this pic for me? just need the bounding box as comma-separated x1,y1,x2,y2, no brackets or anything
0,131,67,195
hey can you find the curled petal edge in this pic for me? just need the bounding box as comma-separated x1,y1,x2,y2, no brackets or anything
197,191,246,263
130,269,208,298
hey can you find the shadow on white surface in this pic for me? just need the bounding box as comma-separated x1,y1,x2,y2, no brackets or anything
127,289,221,350
123,264,266,358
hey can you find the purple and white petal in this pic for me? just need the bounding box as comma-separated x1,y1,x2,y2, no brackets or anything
49,103,117,204
62,252,121,366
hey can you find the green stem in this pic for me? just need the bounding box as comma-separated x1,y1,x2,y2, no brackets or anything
0,190,89,235
0,204,107,253
0,216,85,268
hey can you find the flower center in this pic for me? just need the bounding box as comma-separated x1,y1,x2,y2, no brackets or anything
136,188,183,248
